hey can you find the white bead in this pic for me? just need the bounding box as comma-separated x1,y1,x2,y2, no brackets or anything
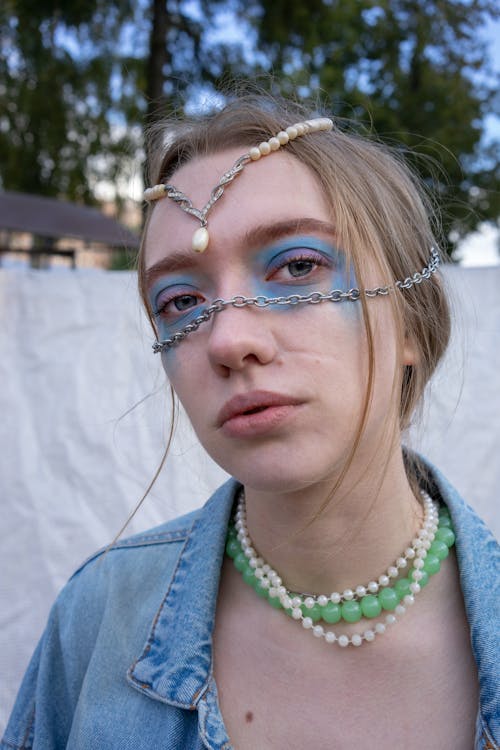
388,566,398,578
268,136,280,151
403,594,415,606
302,617,313,629
375,623,386,634
192,227,209,253
295,123,306,135
313,625,324,638
248,557,258,568
270,575,282,587
385,614,397,625
364,629,375,642
355,586,367,598
291,596,302,608
412,570,423,581
395,604,406,615
342,589,354,601
367,581,379,593
351,634,363,647
281,595,292,609
397,558,407,568
378,575,390,587
254,568,263,579
325,631,336,643
286,125,298,139
416,548,426,558
338,635,349,647
258,141,271,155
268,587,278,598
291,607,302,620
410,582,421,593
277,131,289,144
414,538,423,549
277,586,287,596
317,595,328,607
304,597,315,609
406,548,416,559
413,558,424,569
262,564,270,574
260,578,270,589
330,592,341,603
243,547,252,558
249,147,261,160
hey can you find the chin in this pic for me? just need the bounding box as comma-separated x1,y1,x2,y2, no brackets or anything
211,451,339,495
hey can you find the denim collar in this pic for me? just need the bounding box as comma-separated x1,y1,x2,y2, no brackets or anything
127,460,499,745
127,477,239,708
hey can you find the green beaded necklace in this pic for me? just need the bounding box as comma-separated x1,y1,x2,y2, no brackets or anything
226,490,455,647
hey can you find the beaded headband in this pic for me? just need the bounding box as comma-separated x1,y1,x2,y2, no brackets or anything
143,117,334,253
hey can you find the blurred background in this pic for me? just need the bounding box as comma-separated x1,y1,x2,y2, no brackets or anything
0,0,499,266
1,0,499,733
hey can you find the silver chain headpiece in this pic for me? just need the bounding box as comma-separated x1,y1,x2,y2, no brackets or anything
152,248,441,353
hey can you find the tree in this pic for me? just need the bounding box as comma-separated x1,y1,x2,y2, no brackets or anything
1,0,498,253
0,0,145,202
0,0,248,204
250,0,500,251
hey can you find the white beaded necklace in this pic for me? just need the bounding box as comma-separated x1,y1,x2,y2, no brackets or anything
233,490,440,647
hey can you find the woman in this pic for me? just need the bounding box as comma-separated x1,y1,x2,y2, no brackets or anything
2,95,498,749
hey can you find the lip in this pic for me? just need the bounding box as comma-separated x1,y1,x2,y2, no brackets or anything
217,390,304,438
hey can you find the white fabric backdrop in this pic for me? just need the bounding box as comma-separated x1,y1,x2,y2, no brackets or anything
1,265,499,730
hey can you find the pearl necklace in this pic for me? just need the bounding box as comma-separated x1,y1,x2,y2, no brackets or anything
226,490,456,648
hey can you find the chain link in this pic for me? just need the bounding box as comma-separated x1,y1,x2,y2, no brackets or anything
152,248,441,353
163,154,251,226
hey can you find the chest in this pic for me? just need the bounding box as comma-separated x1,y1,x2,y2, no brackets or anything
213,568,479,749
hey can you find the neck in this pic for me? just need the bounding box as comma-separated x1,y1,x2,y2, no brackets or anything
242,446,423,595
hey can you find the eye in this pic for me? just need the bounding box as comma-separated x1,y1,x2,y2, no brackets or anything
154,291,204,320
267,249,332,283
287,258,317,277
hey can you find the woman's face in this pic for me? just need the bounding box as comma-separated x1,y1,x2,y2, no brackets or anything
144,149,407,492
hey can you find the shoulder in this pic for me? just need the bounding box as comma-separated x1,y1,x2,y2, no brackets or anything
66,477,240,607
413,452,500,743
73,475,239,573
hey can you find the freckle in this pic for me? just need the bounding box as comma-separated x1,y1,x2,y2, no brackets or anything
245,711,254,723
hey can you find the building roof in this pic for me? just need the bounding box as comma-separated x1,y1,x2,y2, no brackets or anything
0,191,140,248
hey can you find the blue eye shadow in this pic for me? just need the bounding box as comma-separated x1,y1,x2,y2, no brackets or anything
252,235,356,292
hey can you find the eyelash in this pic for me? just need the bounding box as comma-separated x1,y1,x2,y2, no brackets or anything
266,249,332,280
153,291,205,320
153,249,333,321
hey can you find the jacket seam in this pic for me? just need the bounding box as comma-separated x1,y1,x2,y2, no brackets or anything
69,528,191,580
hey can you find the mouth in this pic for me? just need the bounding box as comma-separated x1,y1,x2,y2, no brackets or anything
217,391,304,437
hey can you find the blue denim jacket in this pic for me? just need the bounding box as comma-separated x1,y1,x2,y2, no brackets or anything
2,459,499,749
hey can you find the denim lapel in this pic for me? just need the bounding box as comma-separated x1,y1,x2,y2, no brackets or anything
127,477,239,709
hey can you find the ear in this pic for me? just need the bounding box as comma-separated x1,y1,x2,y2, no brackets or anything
402,333,419,366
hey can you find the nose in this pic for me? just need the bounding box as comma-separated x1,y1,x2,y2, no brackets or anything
207,301,278,376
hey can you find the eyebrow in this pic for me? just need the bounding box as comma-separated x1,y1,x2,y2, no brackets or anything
143,217,338,290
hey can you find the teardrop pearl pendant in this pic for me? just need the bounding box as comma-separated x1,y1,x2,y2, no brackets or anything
192,226,209,253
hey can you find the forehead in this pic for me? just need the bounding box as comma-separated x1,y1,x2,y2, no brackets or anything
144,148,333,272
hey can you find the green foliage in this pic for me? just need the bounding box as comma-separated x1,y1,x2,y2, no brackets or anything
1,0,498,252
249,0,500,251
0,0,144,202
